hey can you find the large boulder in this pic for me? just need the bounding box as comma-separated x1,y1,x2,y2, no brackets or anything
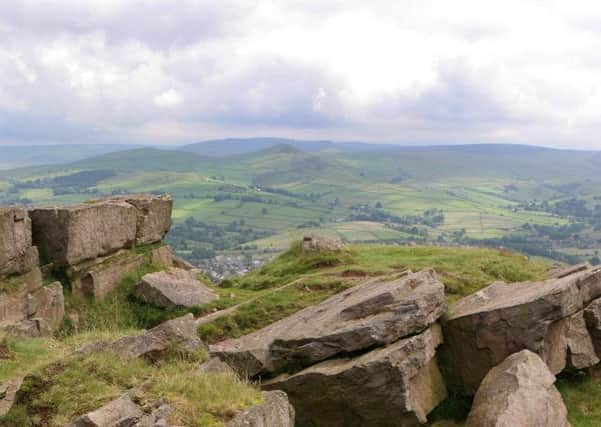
0,267,43,325
110,194,173,245
443,267,601,393
134,268,218,310
301,234,345,252
30,201,138,267
0,206,38,278
27,281,65,331
263,325,447,427
211,270,445,377
82,314,204,360
466,350,570,427
67,251,146,299
68,394,143,427
584,298,601,356
227,391,295,427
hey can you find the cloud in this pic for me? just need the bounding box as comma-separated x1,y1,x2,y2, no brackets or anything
2,0,601,147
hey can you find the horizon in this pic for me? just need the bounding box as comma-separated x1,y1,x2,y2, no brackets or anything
3,1,601,149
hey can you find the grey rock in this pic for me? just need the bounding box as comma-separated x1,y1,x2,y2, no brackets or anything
263,325,446,427
227,391,295,427
27,281,65,331
584,297,601,357
301,234,345,252
198,357,236,376
134,268,218,310
566,311,599,369
82,314,204,360
110,195,173,245
30,201,138,267
211,270,445,378
150,246,173,267
172,256,195,271
0,318,53,339
0,206,37,278
443,267,601,393
68,251,145,299
69,394,143,427
548,262,591,279
466,350,570,427
0,267,43,325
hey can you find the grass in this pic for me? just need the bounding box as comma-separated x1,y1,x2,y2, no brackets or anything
198,242,549,343
3,351,262,426
557,371,601,426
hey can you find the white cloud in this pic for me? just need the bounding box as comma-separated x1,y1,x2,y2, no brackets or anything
2,0,601,147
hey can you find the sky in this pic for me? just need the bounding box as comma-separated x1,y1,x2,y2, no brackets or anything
2,1,601,148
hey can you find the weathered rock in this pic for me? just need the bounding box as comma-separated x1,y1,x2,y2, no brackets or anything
82,314,204,360
68,394,143,427
0,207,37,278
0,376,23,417
30,201,138,267
0,267,43,325
566,311,599,369
466,350,570,427
68,251,145,299
134,403,172,427
548,262,591,279
301,234,345,252
443,267,601,393
151,245,173,267
110,194,173,245
0,318,53,339
172,256,195,271
227,391,295,427
134,268,218,310
198,357,236,376
27,281,65,331
263,325,446,427
584,297,601,357
212,270,445,378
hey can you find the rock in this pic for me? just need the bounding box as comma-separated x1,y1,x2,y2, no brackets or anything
68,394,143,426
227,391,295,427
84,314,204,360
27,281,65,331
211,270,445,378
0,318,53,339
0,267,43,325
548,262,591,279
584,298,601,357
0,206,37,278
134,403,172,427
443,267,601,393
198,357,236,376
30,201,138,267
263,325,446,427
151,246,173,267
301,234,345,252
466,350,570,427
134,268,218,310
68,251,145,299
110,194,173,245
0,376,23,417
566,311,599,369
172,256,195,271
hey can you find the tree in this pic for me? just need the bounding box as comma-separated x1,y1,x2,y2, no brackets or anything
375,201,383,209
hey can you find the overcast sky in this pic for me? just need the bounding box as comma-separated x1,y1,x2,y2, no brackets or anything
2,1,601,147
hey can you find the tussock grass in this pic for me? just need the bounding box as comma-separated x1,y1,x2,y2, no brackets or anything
3,351,262,427
557,371,601,426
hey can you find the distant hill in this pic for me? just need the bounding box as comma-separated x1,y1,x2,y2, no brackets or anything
0,144,141,170
178,137,399,157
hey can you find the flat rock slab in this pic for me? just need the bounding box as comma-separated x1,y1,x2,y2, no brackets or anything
443,267,601,393
227,391,295,427
263,325,447,427
466,350,570,427
134,268,218,309
211,269,445,378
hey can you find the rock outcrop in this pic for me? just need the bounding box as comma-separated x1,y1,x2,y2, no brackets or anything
212,270,445,378
110,194,173,245
1,207,64,337
213,270,447,426
301,234,345,252
227,391,295,427
81,314,204,360
466,350,570,427
134,268,218,310
443,266,601,393
263,325,446,427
